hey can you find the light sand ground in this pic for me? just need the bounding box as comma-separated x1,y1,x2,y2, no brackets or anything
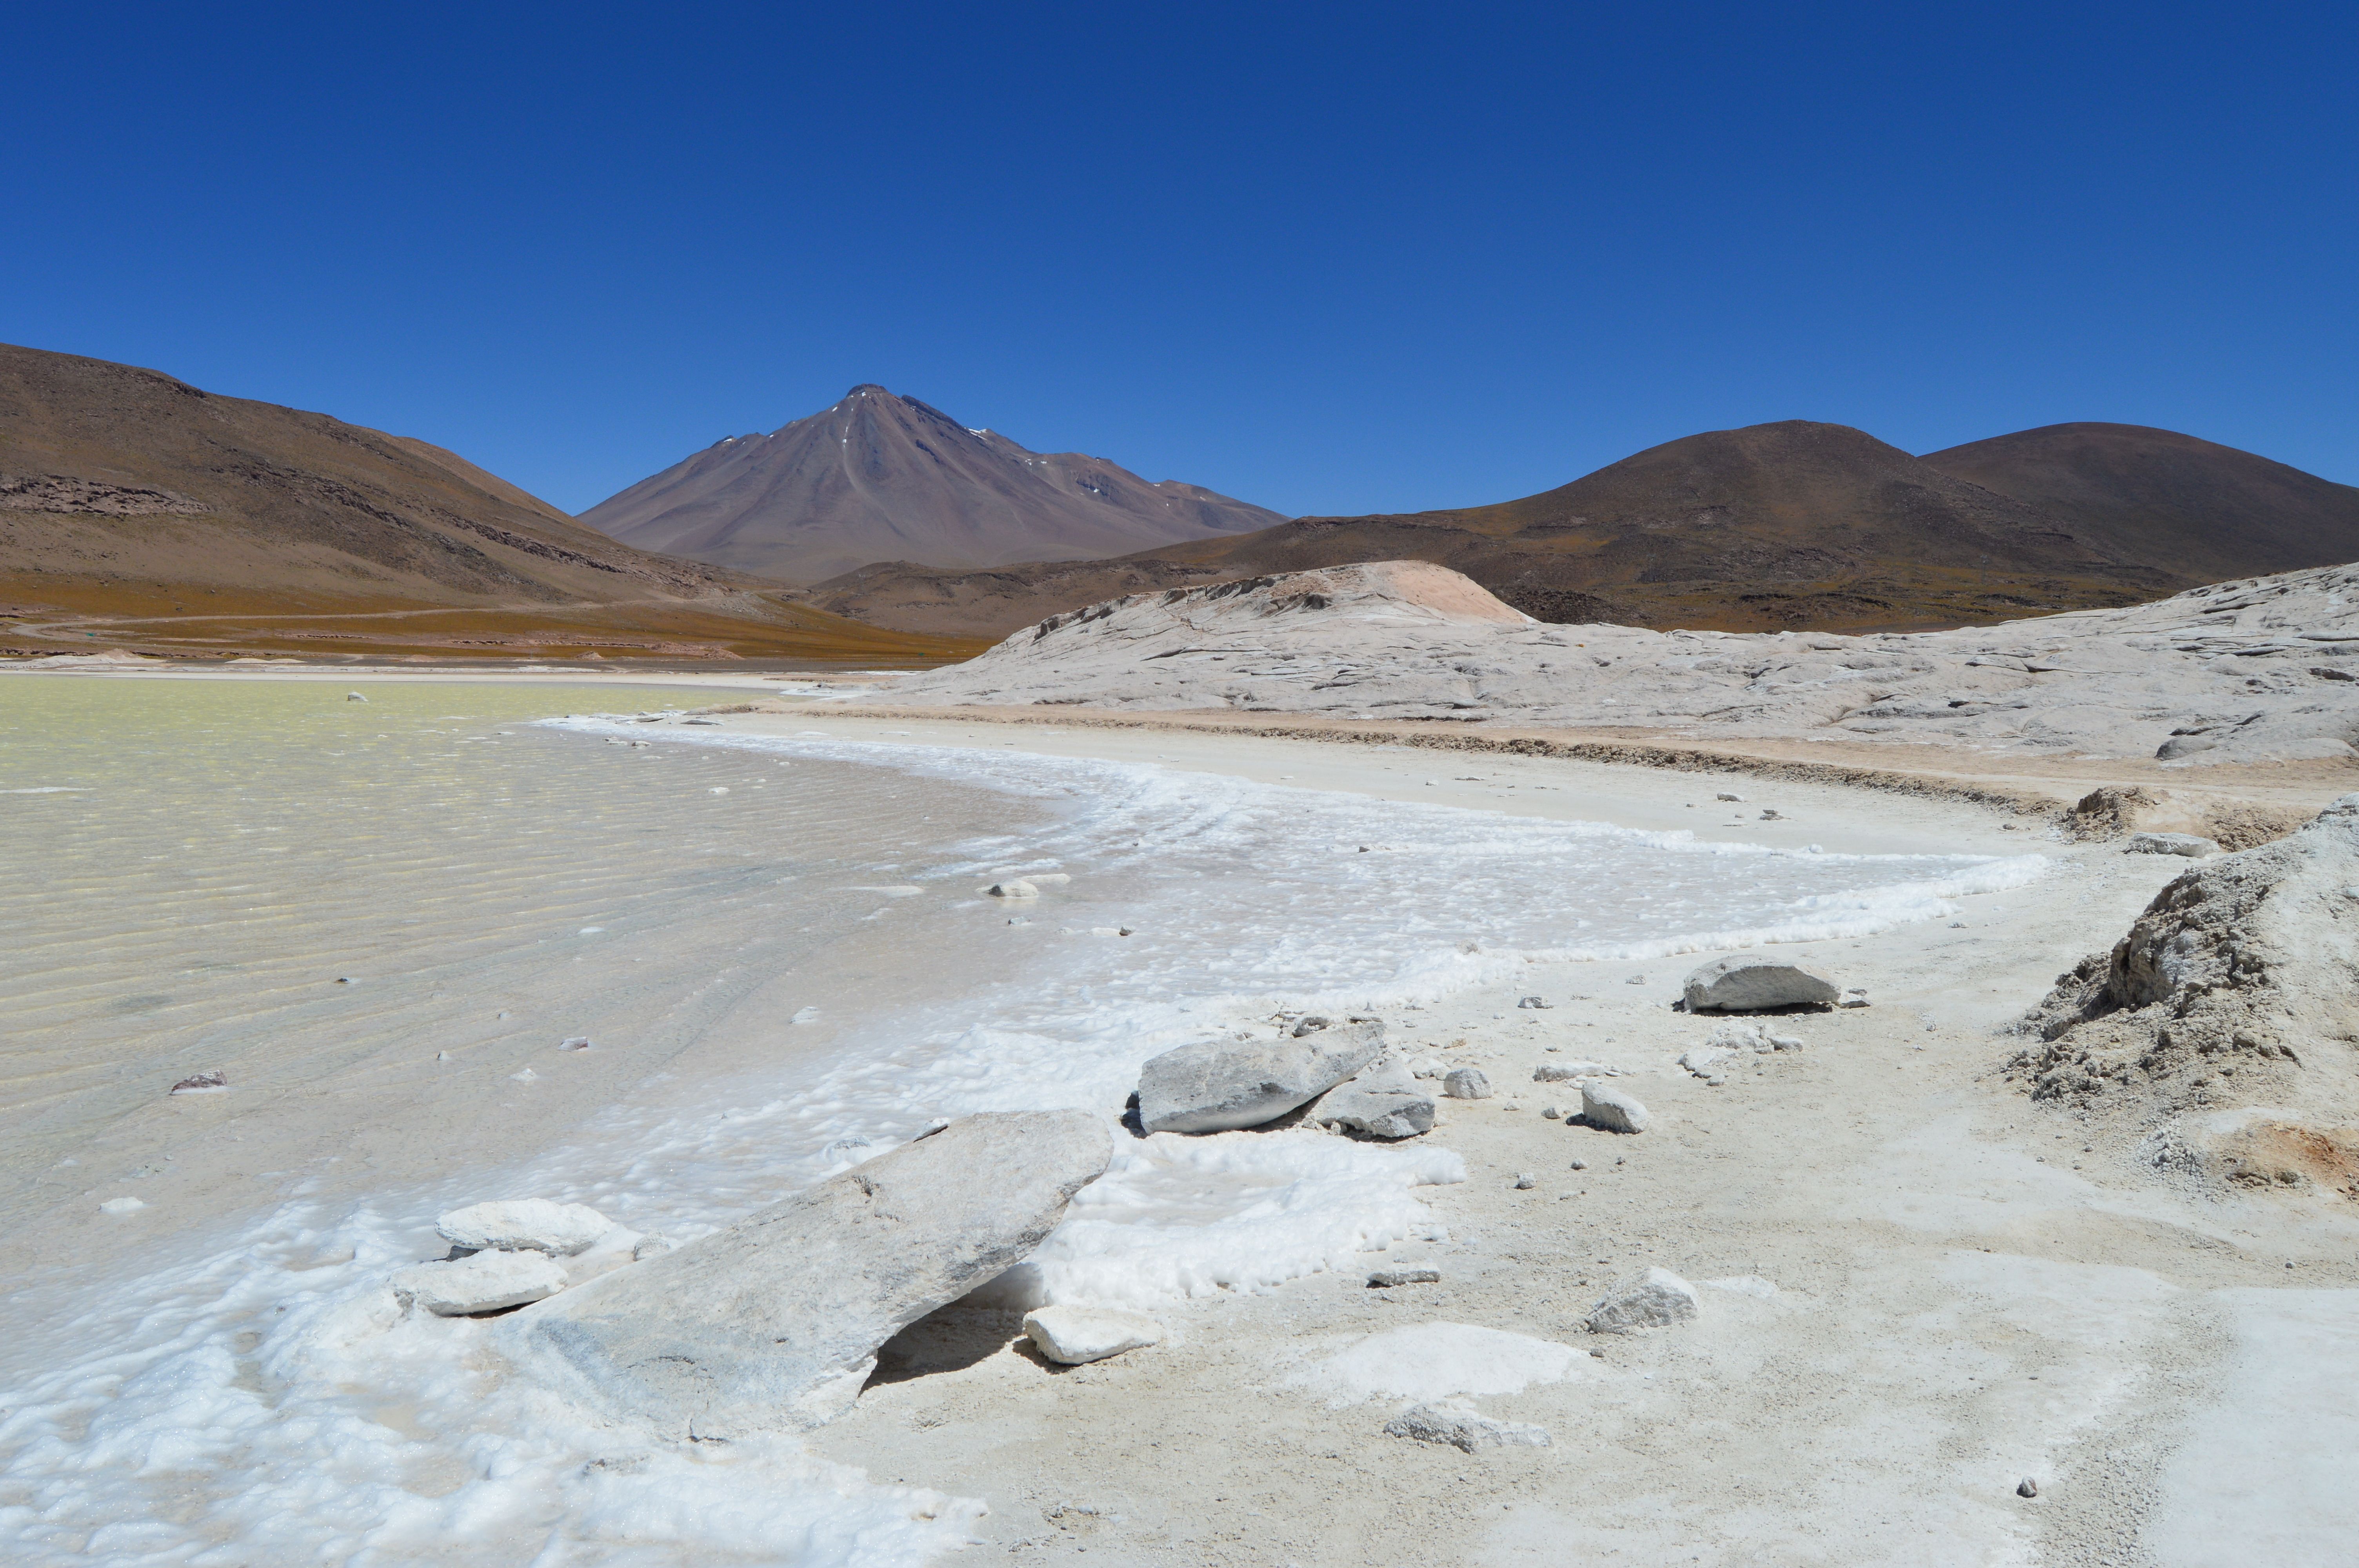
682,709,2359,1567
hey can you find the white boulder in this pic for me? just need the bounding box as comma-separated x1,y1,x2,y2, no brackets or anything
1443,1066,1492,1100
1580,1082,1650,1132
1681,955,1841,1012
523,1111,1110,1437
438,1198,613,1256
393,1249,569,1316
1584,1267,1699,1333
1023,1305,1164,1365
1137,1020,1383,1133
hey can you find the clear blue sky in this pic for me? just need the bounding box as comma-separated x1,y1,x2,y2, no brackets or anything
7,3,2354,518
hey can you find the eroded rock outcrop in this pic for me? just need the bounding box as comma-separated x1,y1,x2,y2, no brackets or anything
2009,796,2359,1195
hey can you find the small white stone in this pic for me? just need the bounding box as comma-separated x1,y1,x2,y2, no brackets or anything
1023,1305,1164,1365
98,1196,147,1215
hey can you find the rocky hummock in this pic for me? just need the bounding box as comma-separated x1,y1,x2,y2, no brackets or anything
578,383,1283,584
881,559,2359,769
1384,1401,1552,1452
2009,797,2359,1193
1137,1019,1384,1134
1584,1268,1700,1334
521,1111,1111,1437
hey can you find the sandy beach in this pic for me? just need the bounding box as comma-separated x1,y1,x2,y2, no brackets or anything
4,664,2355,1566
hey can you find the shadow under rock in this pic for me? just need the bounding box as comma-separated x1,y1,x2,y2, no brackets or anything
864,1303,1031,1389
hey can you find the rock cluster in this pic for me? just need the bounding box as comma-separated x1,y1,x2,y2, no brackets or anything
1584,1268,1699,1333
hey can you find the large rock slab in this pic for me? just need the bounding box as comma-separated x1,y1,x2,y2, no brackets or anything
1313,1058,1435,1139
521,1111,1111,1436
393,1250,569,1316
438,1198,612,1256
1681,956,1840,1012
1137,1020,1383,1134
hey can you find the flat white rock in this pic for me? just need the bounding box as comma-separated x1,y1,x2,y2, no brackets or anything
393,1249,569,1316
438,1198,613,1256
1023,1305,1164,1364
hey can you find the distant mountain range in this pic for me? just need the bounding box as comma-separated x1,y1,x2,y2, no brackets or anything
0,345,969,662
578,384,1284,583
798,420,2359,639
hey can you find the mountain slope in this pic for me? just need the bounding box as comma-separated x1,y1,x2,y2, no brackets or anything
804,420,2191,638
578,384,1283,583
1920,422,2359,584
0,344,972,663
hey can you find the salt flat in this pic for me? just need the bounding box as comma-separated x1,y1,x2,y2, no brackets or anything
2,658,2354,1566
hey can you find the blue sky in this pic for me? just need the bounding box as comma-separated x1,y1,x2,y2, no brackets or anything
6,3,2354,517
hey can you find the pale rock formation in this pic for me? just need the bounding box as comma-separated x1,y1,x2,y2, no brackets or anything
1137,1020,1384,1134
1023,1305,1165,1365
521,1111,1110,1437
1584,1268,1700,1333
393,1250,569,1316
438,1199,613,1256
880,560,2359,769
1682,956,1841,1012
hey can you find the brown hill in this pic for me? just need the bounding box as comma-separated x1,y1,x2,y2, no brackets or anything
578,383,1283,583
803,420,2202,638
1919,422,2359,584
0,345,976,664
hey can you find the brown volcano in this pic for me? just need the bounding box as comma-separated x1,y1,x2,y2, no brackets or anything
805,419,2264,639
1919,422,2359,584
578,383,1283,584
0,345,976,663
